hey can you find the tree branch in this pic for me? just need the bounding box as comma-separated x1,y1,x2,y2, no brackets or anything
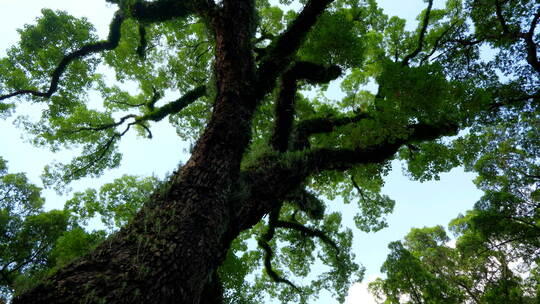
258,207,301,292
402,0,434,66
136,85,206,123
65,86,204,140
236,122,458,232
136,24,148,59
256,0,336,97
275,220,340,254
521,8,540,74
494,0,510,35
420,21,460,65
292,112,370,150
270,62,341,152
68,114,137,134
0,12,125,102
232,122,447,290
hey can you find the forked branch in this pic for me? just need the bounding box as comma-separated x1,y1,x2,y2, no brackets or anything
235,121,458,231
256,0,337,97
271,62,341,152
67,86,205,138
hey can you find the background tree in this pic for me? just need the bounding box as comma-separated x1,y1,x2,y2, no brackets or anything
0,0,538,303
0,157,104,302
370,97,540,303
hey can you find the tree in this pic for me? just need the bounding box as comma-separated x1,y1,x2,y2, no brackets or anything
0,157,105,302
370,213,539,303
369,103,540,303
0,0,538,303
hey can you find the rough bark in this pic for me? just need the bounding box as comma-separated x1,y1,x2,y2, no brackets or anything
8,0,459,303
13,1,258,303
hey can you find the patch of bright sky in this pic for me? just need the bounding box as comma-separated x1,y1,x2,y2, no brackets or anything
0,1,483,303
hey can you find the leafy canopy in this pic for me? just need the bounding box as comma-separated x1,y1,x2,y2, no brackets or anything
0,0,538,302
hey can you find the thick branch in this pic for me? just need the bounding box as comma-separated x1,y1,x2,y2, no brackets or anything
402,0,434,66
522,9,540,74
270,62,341,152
0,12,125,102
235,121,458,231
494,0,510,34
292,112,370,150
256,0,336,97
136,24,148,59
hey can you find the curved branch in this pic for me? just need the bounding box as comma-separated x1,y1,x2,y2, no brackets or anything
258,207,301,292
136,85,206,122
0,12,125,102
271,62,341,152
256,0,336,97
68,114,137,134
137,122,153,139
522,8,540,74
402,0,434,66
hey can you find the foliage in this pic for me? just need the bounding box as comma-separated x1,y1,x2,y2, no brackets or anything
370,111,540,303
0,0,538,302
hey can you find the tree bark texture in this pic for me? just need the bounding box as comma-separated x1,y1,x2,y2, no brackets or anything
10,0,456,303
14,1,259,303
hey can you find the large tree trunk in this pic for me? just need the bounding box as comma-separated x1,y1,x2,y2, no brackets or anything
13,2,259,304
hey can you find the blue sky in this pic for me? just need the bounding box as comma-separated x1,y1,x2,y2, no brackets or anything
0,1,483,303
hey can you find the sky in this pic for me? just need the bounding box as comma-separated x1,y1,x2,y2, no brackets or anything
0,1,483,303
